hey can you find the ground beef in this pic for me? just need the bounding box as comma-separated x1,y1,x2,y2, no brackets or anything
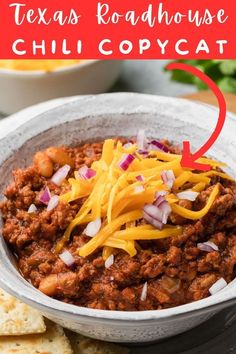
1,139,236,311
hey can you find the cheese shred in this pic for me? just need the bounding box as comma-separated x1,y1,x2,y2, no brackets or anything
56,138,228,258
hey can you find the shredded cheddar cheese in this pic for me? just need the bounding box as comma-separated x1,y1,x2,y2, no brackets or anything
150,150,227,167
171,184,219,220
56,138,229,258
0,60,82,72
79,210,143,258
113,225,183,240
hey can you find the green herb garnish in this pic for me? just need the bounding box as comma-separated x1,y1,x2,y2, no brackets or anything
166,60,236,93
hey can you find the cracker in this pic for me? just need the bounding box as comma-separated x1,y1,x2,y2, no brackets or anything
67,331,130,354
0,288,45,336
0,319,73,354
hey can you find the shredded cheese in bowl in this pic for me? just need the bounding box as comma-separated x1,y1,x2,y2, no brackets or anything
55,135,231,260
0,60,82,72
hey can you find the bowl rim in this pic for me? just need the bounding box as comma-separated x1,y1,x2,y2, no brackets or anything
0,92,236,323
0,59,100,77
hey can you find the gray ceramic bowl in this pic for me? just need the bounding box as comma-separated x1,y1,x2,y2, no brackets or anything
0,93,236,343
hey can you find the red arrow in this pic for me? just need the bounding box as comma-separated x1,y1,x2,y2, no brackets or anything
166,62,227,171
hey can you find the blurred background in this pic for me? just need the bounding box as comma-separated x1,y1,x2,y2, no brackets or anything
113,60,236,114
0,59,235,117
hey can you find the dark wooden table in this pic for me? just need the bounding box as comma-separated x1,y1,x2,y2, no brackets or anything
130,306,236,354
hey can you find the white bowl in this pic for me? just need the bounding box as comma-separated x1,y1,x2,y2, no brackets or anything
0,93,236,343
0,60,122,114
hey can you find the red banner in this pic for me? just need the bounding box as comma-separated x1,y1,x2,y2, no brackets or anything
0,0,235,59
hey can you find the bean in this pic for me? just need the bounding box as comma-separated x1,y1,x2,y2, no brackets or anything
34,151,54,178
46,147,74,167
39,274,58,296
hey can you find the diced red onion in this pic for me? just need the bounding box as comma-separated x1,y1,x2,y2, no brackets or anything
84,218,102,237
161,170,175,189
59,250,75,267
123,142,133,149
140,282,148,301
161,172,169,185
137,149,149,157
143,211,163,229
156,190,168,197
153,193,171,224
197,241,219,252
47,195,59,212
148,140,169,153
143,204,163,230
28,204,37,214
144,204,163,222
118,154,135,171
78,165,96,180
134,185,145,194
136,129,147,150
154,195,166,207
166,170,175,180
136,133,169,156
105,254,114,269
39,187,51,205
177,191,199,202
159,201,172,224
136,175,144,182
209,278,227,295
51,164,71,186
